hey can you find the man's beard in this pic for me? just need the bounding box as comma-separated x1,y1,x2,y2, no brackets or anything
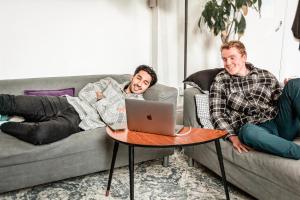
129,83,141,93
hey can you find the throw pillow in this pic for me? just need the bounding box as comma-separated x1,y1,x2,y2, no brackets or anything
183,68,223,91
195,94,214,129
24,88,75,97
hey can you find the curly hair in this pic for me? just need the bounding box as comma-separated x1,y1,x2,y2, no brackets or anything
134,65,157,87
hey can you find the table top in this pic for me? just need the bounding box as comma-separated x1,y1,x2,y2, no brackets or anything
106,127,227,147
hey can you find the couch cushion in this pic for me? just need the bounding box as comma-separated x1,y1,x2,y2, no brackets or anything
0,128,108,167
206,138,300,194
143,83,178,102
0,74,131,96
24,88,75,96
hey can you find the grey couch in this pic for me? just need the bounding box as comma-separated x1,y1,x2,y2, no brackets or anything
0,74,177,193
184,87,300,200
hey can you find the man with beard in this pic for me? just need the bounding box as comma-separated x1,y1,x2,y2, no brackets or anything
0,65,157,145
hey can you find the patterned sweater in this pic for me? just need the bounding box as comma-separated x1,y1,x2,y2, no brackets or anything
67,77,143,130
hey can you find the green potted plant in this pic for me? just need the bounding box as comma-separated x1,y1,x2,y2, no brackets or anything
199,0,262,43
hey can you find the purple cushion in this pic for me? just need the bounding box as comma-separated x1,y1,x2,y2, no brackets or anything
24,88,75,97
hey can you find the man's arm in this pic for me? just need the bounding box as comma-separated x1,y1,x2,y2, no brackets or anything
209,80,235,135
95,98,126,125
271,74,283,102
78,78,111,104
209,80,250,153
91,78,127,125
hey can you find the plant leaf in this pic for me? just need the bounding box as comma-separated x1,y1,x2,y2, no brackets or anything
257,0,262,11
246,0,253,7
237,15,246,34
242,5,248,16
238,32,244,40
233,19,239,33
235,0,244,9
230,2,236,12
198,17,202,28
198,0,261,42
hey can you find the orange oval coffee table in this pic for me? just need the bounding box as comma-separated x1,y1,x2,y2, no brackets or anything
105,127,229,200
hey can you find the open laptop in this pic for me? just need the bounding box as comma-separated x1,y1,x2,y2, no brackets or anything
125,98,183,136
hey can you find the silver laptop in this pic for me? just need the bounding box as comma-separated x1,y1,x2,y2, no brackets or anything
125,98,183,136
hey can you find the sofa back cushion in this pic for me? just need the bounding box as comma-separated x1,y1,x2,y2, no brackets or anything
0,74,131,96
183,68,223,92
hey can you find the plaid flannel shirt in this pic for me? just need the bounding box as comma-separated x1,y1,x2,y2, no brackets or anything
209,63,282,138
67,77,143,130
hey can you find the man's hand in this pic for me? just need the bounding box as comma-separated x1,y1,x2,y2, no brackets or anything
284,78,290,85
229,135,251,153
96,91,105,100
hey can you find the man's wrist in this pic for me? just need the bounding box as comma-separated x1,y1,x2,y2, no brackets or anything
224,133,237,141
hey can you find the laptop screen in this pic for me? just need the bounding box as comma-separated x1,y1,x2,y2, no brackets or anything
125,98,177,136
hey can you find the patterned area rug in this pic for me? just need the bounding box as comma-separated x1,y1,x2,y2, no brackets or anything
0,149,254,200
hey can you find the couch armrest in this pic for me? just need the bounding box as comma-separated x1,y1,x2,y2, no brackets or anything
183,87,201,127
143,83,178,106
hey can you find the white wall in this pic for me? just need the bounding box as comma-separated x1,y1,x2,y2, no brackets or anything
280,0,300,80
155,0,181,87
241,0,285,78
183,0,286,77
153,0,222,89
1,0,298,86
152,0,223,90
172,0,300,84
0,0,152,80
185,0,223,76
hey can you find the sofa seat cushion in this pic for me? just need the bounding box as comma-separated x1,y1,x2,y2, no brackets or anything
204,137,300,194
0,128,108,167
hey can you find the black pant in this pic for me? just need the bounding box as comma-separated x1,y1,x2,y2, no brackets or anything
0,94,81,145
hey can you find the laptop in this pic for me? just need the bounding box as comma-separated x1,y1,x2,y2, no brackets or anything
125,98,183,136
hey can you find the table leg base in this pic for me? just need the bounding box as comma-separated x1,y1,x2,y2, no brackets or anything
105,190,110,196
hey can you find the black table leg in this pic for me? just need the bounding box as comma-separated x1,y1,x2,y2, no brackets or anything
128,145,135,200
106,141,119,196
215,139,230,200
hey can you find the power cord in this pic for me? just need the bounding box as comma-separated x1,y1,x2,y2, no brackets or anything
175,126,192,136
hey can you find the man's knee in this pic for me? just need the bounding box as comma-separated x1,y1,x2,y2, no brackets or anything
1,120,74,145
289,78,300,85
34,120,75,144
1,122,40,144
238,123,257,142
285,78,300,93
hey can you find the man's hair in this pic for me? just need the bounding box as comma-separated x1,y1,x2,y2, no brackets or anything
134,65,157,87
221,40,247,56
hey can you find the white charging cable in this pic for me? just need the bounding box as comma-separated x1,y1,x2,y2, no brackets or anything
175,126,192,136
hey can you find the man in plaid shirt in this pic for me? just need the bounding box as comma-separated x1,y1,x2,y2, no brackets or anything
210,41,300,159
